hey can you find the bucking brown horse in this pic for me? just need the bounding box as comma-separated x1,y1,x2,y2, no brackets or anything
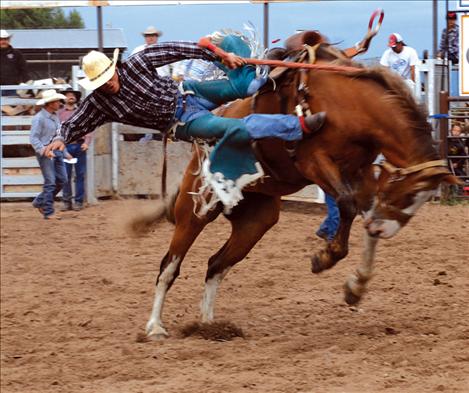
143,41,459,339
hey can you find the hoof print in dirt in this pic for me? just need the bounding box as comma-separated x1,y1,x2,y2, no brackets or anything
384,327,400,335
135,332,152,343
180,321,245,341
344,290,361,306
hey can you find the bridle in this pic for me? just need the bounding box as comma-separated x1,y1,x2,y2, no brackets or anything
374,159,449,224
380,159,448,183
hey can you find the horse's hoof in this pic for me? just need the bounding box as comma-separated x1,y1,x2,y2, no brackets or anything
344,287,361,305
311,255,324,274
145,320,169,339
147,332,169,341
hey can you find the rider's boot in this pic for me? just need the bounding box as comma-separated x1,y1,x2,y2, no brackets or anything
302,112,326,135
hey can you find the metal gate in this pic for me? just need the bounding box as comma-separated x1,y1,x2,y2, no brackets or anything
1,83,70,198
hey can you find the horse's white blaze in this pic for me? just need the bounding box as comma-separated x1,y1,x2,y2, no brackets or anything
146,256,180,337
366,190,435,239
201,268,230,323
403,190,435,215
372,219,401,239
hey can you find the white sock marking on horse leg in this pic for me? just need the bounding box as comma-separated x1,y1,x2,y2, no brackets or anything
347,233,378,297
201,267,231,323
146,256,180,337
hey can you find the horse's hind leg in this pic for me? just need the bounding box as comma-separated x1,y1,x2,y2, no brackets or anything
200,193,281,323
146,189,222,339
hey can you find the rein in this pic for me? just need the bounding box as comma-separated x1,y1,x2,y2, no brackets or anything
161,131,168,199
244,57,363,73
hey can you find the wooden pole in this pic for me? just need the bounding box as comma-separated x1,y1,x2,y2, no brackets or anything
97,5,104,51
263,2,269,50
432,0,438,59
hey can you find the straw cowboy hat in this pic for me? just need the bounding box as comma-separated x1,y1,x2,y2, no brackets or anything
79,48,119,91
142,26,162,36
0,29,12,39
36,89,66,106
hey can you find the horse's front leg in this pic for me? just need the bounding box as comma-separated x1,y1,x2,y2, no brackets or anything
344,232,378,305
311,192,357,273
295,152,357,273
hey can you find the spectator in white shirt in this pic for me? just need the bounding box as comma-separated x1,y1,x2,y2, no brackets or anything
380,33,419,84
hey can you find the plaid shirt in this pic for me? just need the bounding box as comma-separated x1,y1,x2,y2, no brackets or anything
439,26,459,64
59,42,218,143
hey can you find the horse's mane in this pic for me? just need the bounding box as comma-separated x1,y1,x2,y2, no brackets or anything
265,41,436,159
314,44,438,160
344,67,437,158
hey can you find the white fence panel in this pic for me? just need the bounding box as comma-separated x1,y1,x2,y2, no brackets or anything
1,83,70,198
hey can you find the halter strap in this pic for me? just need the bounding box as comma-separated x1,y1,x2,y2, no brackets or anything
376,201,413,224
381,159,448,180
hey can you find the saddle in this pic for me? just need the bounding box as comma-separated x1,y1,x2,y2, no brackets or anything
252,138,309,186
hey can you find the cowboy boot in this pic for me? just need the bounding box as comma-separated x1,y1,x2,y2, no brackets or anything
304,112,326,134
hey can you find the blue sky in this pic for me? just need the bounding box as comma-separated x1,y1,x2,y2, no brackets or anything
66,0,461,59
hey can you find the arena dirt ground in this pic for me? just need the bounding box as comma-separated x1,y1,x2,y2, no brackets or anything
1,200,468,393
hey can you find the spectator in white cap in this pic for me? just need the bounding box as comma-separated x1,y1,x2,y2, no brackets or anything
0,29,29,95
380,33,419,87
30,89,68,220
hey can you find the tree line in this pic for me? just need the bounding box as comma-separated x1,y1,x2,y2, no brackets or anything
0,8,84,29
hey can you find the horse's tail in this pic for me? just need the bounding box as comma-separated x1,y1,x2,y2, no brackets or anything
164,187,178,224
127,188,179,237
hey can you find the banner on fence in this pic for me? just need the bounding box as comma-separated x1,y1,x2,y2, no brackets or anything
461,15,469,95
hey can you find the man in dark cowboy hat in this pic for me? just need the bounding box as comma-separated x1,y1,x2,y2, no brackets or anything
44,34,325,210
58,87,91,211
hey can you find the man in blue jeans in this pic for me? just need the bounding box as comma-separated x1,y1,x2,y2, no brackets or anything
58,88,91,211
316,193,340,242
30,89,68,220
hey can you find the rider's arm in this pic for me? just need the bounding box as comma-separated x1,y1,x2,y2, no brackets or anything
55,97,108,144
137,41,218,69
